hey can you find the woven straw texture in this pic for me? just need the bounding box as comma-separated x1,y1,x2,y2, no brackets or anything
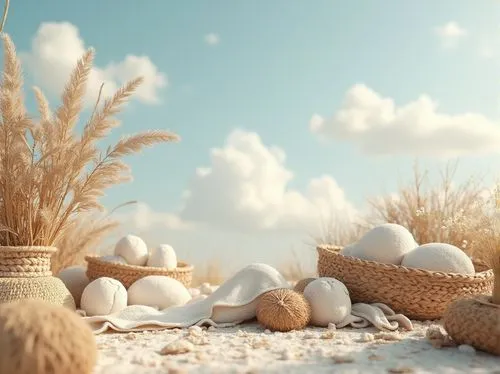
0,276,76,310
443,296,500,356
317,245,494,320
0,246,55,277
85,255,194,289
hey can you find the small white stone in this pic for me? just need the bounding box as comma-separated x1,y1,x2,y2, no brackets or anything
189,288,201,298
328,323,337,330
264,329,271,334
458,344,476,354
280,349,295,360
360,333,375,342
200,282,213,295
188,325,203,337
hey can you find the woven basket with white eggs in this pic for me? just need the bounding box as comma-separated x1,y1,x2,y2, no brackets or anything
85,235,193,289
317,223,493,320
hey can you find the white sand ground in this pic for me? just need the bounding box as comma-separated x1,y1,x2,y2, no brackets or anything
92,284,500,374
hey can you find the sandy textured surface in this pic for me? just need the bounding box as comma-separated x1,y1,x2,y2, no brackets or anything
94,320,500,374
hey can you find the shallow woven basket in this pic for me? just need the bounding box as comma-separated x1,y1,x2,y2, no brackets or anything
0,246,76,309
317,244,494,320
85,255,194,289
443,296,500,356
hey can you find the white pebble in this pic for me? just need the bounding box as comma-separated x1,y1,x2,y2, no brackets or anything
200,282,213,295
360,333,375,342
458,344,476,354
188,325,203,337
328,323,337,330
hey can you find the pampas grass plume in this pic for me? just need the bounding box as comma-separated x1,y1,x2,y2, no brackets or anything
256,288,311,332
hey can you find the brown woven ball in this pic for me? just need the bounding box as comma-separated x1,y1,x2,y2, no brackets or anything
443,296,500,356
0,299,97,374
293,277,316,293
256,288,311,332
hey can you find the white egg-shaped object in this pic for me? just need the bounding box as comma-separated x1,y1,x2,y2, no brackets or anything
80,277,127,316
146,244,177,270
355,223,418,264
339,244,358,257
303,277,352,327
114,235,149,266
57,265,89,308
100,255,127,265
401,242,475,274
127,275,191,310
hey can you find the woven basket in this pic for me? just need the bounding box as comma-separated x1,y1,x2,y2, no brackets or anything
85,255,194,289
443,296,500,356
317,244,494,320
0,246,76,309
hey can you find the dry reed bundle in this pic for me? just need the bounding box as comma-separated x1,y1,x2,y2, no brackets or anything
0,34,179,251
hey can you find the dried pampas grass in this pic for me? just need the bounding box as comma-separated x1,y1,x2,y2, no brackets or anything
256,288,311,332
0,299,97,374
0,33,179,249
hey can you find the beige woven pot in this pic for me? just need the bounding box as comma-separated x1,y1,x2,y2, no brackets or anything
443,296,500,356
0,246,75,310
85,255,194,289
317,244,493,320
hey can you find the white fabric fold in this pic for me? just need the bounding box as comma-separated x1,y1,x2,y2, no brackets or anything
83,263,290,334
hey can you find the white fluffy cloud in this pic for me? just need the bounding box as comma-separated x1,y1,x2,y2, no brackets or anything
310,84,500,157
21,22,167,105
204,33,220,46
115,202,193,231
178,130,357,231
435,21,468,48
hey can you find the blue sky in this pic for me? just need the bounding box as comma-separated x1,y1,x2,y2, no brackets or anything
6,0,500,273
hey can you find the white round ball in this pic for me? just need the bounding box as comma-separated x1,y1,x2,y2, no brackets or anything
127,276,191,310
57,265,89,308
146,244,177,270
355,223,418,264
401,243,475,274
114,235,148,266
303,277,351,327
339,244,358,257
80,277,127,316
100,255,127,264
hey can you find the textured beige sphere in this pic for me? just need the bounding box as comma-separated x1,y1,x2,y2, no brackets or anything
0,299,97,374
256,288,311,332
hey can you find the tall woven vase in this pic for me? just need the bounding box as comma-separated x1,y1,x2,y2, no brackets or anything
0,246,75,310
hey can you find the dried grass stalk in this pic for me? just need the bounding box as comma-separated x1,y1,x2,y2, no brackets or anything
367,161,491,256
0,34,179,247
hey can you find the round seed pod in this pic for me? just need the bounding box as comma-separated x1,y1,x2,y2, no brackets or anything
0,299,97,374
256,288,311,332
293,277,316,293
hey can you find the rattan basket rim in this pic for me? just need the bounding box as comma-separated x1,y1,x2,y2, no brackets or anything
317,244,493,281
85,255,194,273
0,246,57,254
